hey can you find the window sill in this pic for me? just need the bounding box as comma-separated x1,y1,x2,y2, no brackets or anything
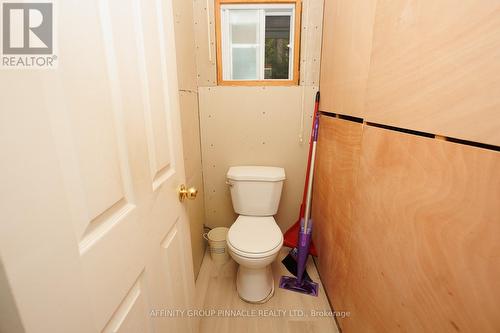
217,79,299,86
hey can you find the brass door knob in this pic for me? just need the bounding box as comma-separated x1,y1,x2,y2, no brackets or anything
179,184,198,202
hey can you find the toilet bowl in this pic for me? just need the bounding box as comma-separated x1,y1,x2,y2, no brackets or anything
227,215,283,302
226,166,286,303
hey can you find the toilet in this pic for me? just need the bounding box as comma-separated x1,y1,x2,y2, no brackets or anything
226,166,285,303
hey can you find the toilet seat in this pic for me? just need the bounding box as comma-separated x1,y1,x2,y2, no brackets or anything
227,215,283,259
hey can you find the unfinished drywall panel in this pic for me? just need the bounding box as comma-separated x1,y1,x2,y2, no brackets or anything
172,0,205,279
184,170,206,280
298,0,325,86
311,116,363,329
0,260,25,333
318,0,377,117
173,0,198,91
193,0,217,86
365,0,500,146
195,0,325,230
178,91,206,278
179,91,202,178
199,86,317,230
194,0,324,87
344,126,500,332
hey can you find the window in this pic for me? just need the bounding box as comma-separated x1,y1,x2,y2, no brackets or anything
215,0,302,85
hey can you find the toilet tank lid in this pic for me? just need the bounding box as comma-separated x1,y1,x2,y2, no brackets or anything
227,166,285,181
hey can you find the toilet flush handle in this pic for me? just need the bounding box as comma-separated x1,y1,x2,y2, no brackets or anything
225,180,233,187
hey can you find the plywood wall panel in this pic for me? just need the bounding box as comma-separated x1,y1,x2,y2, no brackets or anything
344,126,500,332
311,116,363,328
365,0,500,146
318,0,377,117
199,86,317,230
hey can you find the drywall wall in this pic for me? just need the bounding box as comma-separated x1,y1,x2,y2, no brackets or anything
320,0,500,146
195,0,324,230
172,0,205,279
194,0,324,87
193,0,217,86
199,86,316,230
313,116,500,332
0,260,24,333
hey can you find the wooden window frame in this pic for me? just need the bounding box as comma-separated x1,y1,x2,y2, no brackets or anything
215,0,302,86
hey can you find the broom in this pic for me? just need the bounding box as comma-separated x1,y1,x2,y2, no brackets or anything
281,92,320,281
279,93,320,296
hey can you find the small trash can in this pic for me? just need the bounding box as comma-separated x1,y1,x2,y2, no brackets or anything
203,227,229,264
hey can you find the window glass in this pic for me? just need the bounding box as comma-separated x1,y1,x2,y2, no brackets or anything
264,15,291,79
232,47,258,80
229,9,259,80
230,10,258,44
220,3,296,82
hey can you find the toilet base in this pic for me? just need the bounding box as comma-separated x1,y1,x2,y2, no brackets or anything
236,265,274,303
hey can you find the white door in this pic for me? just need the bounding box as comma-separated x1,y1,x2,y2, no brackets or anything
0,0,195,332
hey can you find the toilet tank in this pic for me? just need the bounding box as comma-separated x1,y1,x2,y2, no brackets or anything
226,166,286,216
